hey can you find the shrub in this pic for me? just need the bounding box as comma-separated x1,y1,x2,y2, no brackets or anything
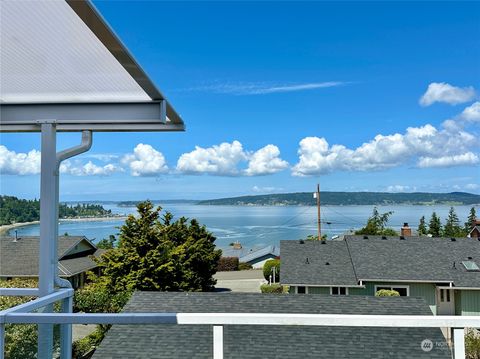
466,328,480,359
260,284,287,293
375,289,400,297
238,262,253,270
263,259,280,282
217,257,239,271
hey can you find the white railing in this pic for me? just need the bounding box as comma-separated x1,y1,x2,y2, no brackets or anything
1,287,479,359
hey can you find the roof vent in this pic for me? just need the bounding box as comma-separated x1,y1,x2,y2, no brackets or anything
381,236,387,240
450,237,456,242
325,262,330,265
299,240,304,244
399,236,405,240
305,257,310,264
468,256,473,260
363,235,368,239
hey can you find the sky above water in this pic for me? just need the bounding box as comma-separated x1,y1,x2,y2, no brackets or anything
1,1,479,201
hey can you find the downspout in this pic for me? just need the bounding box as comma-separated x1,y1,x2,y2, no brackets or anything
54,131,93,288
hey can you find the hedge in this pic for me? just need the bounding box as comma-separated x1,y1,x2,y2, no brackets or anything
217,256,239,271
260,284,288,294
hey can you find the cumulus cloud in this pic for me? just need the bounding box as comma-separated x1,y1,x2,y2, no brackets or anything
459,101,480,123
245,145,289,176
252,186,283,193
465,183,479,190
386,185,415,193
60,161,122,176
122,144,168,177
0,145,41,175
177,141,288,176
419,82,476,106
292,104,479,176
417,152,479,168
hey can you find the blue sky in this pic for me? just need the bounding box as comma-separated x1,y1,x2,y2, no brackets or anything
1,1,479,200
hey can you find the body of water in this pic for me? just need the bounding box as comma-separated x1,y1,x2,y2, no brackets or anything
9,203,477,252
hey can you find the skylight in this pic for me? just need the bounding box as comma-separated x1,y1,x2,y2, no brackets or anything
462,261,480,271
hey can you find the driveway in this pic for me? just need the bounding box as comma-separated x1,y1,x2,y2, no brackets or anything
214,269,267,293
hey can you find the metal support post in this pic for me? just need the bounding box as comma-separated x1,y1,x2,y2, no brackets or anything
0,324,5,359
38,122,57,358
453,328,465,359
60,296,73,359
213,325,223,359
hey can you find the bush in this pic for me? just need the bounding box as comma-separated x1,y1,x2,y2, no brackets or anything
72,327,105,359
238,262,253,270
260,284,287,293
466,328,480,359
263,259,280,282
375,289,400,297
217,257,239,271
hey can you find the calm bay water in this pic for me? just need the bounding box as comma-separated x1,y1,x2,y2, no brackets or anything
9,203,477,252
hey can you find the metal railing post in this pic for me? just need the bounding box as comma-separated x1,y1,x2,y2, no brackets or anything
213,325,223,359
453,328,465,359
38,122,57,359
0,323,5,359
60,296,73,359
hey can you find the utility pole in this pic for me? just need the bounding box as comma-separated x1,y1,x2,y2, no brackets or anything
316,183,321,241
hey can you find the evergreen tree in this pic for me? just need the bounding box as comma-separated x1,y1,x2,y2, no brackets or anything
464,207,477,234
418,216,427,236
428,212,442,237
355,207,397,235
444,207,463,237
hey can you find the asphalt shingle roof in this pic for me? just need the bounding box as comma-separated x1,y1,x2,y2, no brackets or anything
281,236,480,288
281,240,358,286
93,292,450,359
0,235,99,277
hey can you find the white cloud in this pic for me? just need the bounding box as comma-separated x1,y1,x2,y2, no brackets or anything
60,161,122,176
0,145,41,175
386,185,415,193
177,141,288,176
417,152,479,168
176,141,246,175
252,186,283,193
122,144,168,177
245,145,289,176
459,101,480,123
419,82,476,106
292,104,479,176
185,81,345,95
465,183,479,190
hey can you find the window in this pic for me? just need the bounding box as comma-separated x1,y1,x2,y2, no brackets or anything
296,286,307,294
462,261,480,271
375,285,409,296
331,287,348,295
439,288,451,303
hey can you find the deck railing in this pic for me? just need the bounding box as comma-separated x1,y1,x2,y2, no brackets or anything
0,287,479,359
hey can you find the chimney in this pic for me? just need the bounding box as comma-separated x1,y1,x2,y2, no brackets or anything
401,223,412,237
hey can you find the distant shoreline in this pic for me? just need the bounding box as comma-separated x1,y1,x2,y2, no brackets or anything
0,216,129,236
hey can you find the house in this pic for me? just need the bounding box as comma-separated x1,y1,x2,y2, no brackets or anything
93,291,450,359
238,245,279,268
0,235,103,289
469,219,480,238
281,236,480,316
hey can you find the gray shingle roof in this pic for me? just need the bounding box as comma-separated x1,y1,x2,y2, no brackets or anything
281,240,358,286
93,292,450,359
0,236,99,277
239,245,279,263
281,236,480,288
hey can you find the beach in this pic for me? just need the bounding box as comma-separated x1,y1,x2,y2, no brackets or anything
0,216,129,236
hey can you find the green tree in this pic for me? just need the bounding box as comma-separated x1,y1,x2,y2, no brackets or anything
375,289,400,297
443,207,464,237
96,235,117,249
417,216,427,236
306,234,328,241
355,207,397,236
464,207,477,234
428,212,442,237
263,259,280,282
92,201,221,294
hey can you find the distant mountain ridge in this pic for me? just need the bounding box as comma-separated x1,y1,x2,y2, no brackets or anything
197,191,480,206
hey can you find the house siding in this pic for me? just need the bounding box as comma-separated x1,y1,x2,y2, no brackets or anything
460,290,480,316
305,282,437,314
